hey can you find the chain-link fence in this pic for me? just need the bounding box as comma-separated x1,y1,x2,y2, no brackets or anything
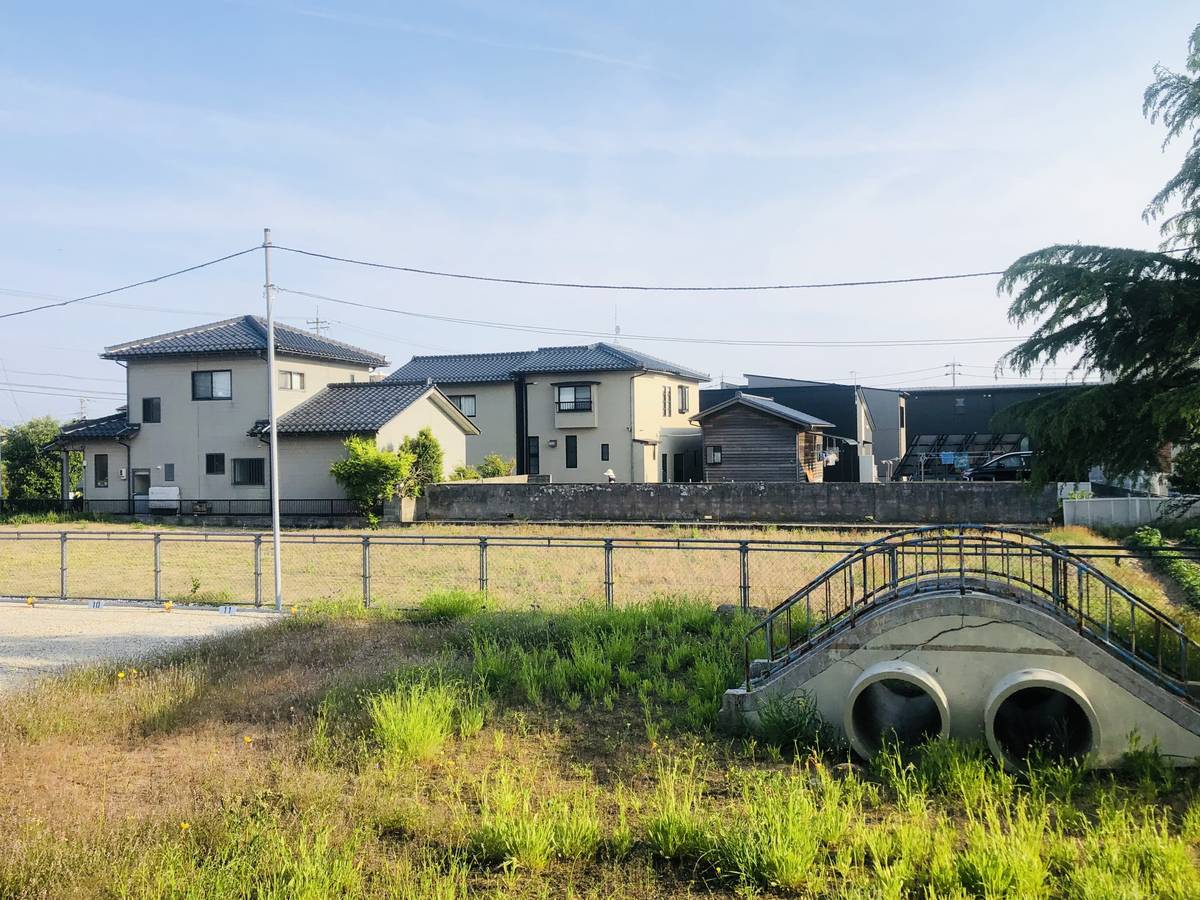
0,530,1190,613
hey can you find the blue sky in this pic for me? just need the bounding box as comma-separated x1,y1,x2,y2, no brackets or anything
1,1,1197,424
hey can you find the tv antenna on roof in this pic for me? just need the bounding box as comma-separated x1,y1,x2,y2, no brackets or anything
306,305,329,336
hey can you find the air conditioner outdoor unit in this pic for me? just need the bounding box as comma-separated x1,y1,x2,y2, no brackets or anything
147,486,181,512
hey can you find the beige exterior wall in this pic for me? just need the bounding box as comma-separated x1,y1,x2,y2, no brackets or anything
524,371,633,483
631,372,703,483
438,382,517,467
277,394,472,500
79,440,130,501
521,370,703,483
123,353,373,499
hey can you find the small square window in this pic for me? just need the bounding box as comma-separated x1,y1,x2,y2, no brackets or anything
205,453,225,475
449,394,477,417
706,445,723,465
164,463,175,482
142,397,161,423
600,443,610,461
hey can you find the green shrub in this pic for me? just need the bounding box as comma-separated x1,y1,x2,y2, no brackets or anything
329,435,413,518
399,427,443,496
476,454,516,479
448,465,481,481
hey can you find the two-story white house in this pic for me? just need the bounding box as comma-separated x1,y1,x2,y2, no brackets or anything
54,316,477,512
384,342,709,483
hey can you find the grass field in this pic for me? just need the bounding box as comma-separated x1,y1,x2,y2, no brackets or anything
1,594,1198,899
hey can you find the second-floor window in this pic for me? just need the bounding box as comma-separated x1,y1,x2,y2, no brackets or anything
706,445,723,465
192,369,232,401
142,397,161,423
449,394,477,417
278,370,305,391
677,385,690,414
556,385,592,412
662,386,672,416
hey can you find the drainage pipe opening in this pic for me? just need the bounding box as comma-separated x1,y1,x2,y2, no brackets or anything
844,662,950,760
986,670,1098,769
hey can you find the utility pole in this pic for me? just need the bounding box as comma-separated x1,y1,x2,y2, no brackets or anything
263,228,283,612
947,359,961,387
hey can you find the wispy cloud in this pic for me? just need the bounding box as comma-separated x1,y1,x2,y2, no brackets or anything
289,6,654,72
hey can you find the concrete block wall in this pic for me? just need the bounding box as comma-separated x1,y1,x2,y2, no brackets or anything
420,481,1060,525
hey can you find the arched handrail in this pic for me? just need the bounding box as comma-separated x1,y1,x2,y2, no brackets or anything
743,525,1200,702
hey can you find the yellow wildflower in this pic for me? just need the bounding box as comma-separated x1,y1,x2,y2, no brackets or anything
25,596,35,606
179,822,190,831
117,671,126,680
243,735,253,745
162,600,174,612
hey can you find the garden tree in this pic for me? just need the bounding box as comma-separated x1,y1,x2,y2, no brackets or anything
329,436,414,517
476,453,516,479
0,417,80,498
398,427,443,496
997,24,1200,487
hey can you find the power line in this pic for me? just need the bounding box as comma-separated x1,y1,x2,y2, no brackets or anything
277,286,1029,349
274,242,1200,292
6,369,126,384
0,246,261,321
274,244,1007,291
0,386,127,401
0,381,125,397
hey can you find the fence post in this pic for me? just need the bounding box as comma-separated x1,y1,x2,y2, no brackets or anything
603,539,614,610
154,533,162,602
888,546,899,589
254,535,263,608
362,535,372,608
478,537,488,597
59,532,67,601
739,541,750,612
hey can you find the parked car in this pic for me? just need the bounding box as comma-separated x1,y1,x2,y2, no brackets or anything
962,451,1033,482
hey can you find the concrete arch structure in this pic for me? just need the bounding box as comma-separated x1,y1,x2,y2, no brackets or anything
720,527,1200,767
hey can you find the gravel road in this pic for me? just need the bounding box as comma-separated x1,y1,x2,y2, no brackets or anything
0,600,276,691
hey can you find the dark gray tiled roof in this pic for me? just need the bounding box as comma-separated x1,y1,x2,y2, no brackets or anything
691,392,833,429
383,350,533,384
514,343,708,380
250,382,477,435
53,412,140,445
102,316,387,367
385,342,707,384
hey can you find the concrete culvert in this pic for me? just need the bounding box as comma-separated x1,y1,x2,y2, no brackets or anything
986,669,1099,769
844,661,950,759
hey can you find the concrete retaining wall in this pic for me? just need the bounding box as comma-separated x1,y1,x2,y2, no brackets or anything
1063,496,1200,529
421,481,1059,524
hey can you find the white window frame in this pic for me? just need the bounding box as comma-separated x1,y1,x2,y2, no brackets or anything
278,370,306,391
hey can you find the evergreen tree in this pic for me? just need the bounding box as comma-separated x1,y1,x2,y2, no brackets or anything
998,25,1200,487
